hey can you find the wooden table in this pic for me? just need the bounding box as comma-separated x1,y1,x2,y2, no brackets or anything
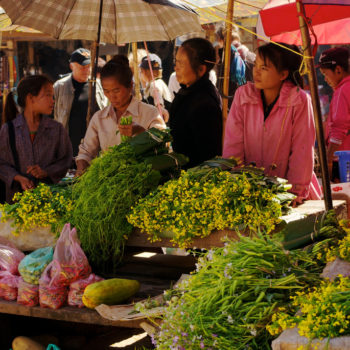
0,200,346,329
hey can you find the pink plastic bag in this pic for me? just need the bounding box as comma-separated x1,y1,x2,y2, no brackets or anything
0,244,25,275
68,274,104,308
0,271,20,301
50,224,91,287
39,262,67,309
0,237,18,249
17,277,39,307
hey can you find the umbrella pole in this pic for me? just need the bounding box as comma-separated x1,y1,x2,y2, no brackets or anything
87,41,97,126
296,0,333,211
132,42,141,100
87,0,104,127
222,0,234,134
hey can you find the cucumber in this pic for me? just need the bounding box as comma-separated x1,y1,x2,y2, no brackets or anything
82,278,140,309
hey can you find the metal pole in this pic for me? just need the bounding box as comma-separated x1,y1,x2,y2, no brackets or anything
222,0,234,125
87,0,104,126
296,0,333,210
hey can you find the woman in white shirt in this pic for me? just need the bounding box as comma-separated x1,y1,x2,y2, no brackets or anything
75,55,166,175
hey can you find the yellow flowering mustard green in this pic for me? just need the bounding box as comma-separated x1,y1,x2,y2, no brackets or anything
0,183,73,234
313,218,350,263
128,167,288,247
266,277,350,344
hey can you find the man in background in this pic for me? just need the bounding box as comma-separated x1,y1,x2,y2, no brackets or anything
54,48,108,156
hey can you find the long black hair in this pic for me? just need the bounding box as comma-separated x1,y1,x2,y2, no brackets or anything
3,74,52,124
257,43,304,88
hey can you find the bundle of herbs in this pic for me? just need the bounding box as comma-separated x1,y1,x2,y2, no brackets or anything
69,128,187,271
128,162,294,248
152,234,324,350
0,183,73,234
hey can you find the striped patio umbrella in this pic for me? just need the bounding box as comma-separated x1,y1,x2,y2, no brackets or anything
0,0,202,45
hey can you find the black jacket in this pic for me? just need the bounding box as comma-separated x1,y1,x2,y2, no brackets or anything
169,76,223,168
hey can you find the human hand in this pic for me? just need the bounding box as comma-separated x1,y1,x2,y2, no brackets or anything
161,108,169,123
75,159,89,177
291,196,305,207
14,175,35,191
118,122,145,137
27,165,48,179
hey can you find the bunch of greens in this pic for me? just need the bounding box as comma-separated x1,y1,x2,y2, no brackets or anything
128,164,294,248
70,142,161,270
70,128,187,270
0,183,73,234
153,234,323,350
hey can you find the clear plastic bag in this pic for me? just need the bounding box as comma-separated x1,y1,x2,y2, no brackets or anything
0,270,20,301
50,224,91,287
0,244,25,275
18,247,54,285
68,274,103,308
17,277,39,307
39,263,67,309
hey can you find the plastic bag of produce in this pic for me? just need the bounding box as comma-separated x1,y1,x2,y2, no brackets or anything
17,277,39,306
18,247,53,285
0,270,20,301
0,244,25,275
50,224,91,287
39,263,67,309
68,274,104,308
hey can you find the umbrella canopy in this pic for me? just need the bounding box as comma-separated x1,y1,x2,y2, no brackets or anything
0,0,202,45
258,0,350,38
259,17,350,45
182,0,268,25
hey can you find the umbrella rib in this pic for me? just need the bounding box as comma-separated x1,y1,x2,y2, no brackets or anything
55,0,82,39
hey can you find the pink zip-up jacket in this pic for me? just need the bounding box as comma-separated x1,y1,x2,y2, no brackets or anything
223,81,321,200
326,75,350,150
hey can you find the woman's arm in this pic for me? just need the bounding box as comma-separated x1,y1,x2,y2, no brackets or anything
287,93,315,199
0,124,21,187
42,123,73,183
75,114,101,166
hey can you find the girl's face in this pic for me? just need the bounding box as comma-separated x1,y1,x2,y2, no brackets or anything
320,67,342,89
31,83,54,115
253,53,288,91
102,76,132,110
175,47,198,87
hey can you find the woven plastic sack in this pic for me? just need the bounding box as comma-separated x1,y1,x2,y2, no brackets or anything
39,263,67,309
18,247,53,285
50,224,90,287
0,244,25,275
0,270,20,301
17,277,39,307
68,274,104,308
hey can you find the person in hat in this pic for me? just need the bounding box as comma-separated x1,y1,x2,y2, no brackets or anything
140,53,172,122
53,48,108,157
317,47,350,180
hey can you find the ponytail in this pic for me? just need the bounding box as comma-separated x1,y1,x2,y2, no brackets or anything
3,91,18,125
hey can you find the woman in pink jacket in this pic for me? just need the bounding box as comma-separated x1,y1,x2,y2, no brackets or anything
223,42,321,203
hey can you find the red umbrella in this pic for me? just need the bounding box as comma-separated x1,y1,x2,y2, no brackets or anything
257,0,350,211
257,0,350,45
258,0,350,37
266,18,350,45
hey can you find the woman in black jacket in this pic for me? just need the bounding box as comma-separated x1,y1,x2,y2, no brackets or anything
169,38,222,168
